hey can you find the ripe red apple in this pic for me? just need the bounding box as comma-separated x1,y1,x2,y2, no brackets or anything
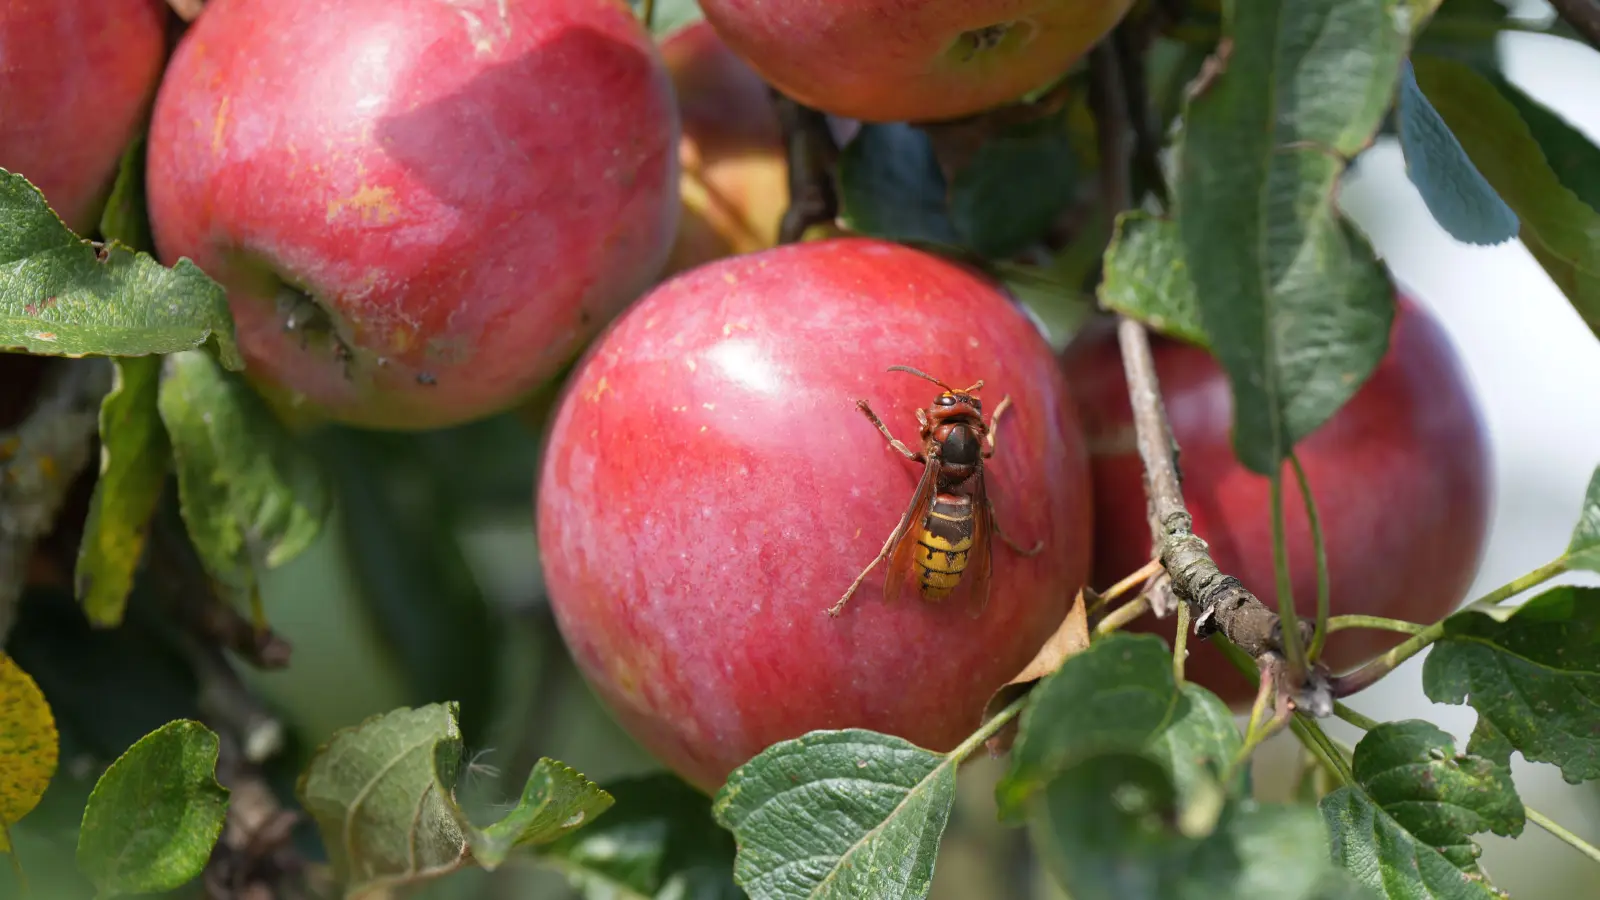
537,237,1094,791
658,20,788,278
695,0,1137,123
145,0,680,431
1061,294,1492,703
0,0,167,235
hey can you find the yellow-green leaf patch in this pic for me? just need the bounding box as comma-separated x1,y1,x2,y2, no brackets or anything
0,652,58,852
75,356,169,627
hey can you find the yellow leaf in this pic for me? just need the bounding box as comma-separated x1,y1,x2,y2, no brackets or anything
0,651,58,851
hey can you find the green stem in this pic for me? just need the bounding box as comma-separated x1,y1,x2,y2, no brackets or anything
1326,614,1426,635
1525,806,1600,865
1292,454,1332,662
1174,599,1191,684
640,0,656,31
1333,702,1380,731
1089,557,1162,614
1225,708,1289,789
1332,557,1570,697
1095,593,1151,635
1290,714,1354,784
953,691,1030,764
1466,557,1570,612
1269,472,1307,675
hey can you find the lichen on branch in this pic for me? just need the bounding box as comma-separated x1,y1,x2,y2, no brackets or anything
0,357,110,643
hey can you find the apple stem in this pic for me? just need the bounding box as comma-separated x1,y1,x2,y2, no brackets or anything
1093,591,1151,636
1088,37,1333,718
772,93,839,243
639,0,656,32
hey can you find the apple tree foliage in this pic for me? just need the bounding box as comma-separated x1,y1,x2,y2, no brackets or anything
3,0,1600,898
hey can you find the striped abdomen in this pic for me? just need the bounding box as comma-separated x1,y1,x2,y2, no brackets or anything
916,493,974,599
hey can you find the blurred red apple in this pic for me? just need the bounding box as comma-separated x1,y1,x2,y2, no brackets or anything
1061,294,1492,703
695,0,1137,123
145,0,680,431
537,237,1094,791
0,0,167,235
659,20,788,278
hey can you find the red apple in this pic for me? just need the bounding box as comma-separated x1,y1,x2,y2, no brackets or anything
145,0,680,431
537,237,1093,791
1061,294,1492,703
658,20,788,278
0,0,167,235
695,0,1137,123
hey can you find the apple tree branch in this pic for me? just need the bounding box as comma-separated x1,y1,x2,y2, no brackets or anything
1086,38,1331,716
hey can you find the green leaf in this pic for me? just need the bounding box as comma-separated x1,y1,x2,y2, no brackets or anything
297,703,468,892
948,115,1077,258
468,758,614,870
1422,586,1600,784
1032,754,1367,900
995,633,1187,818
712,729,954,900
1149,683,1250,805
1564,463,1600,572
1173,0,1402,474
1097,212,1206,346
0,651,58,852
838,124,961,248
74,356,168,627
1348,720,1523,871
541,773,742,900
1396,61,1518,245
75,720,230,898
1410,55,1600,337
1321,788,1501,899
157,349,330,612
0,169,239,367
297,702,612,894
